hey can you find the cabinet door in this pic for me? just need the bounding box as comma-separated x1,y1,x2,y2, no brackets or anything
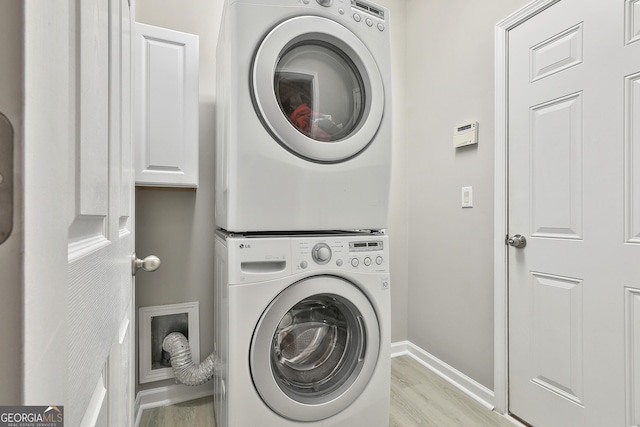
135,23,199,188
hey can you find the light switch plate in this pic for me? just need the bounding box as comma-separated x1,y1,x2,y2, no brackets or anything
462,186,473,208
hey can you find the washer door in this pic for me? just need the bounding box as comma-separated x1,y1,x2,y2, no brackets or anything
252,16,385,163
250,275,380,422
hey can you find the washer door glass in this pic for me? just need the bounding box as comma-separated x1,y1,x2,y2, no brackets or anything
272,295,361,399
250,276,380,422
252,16,384,163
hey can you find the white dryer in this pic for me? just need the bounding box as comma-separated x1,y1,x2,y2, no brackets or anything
213,231,391,426
216,0,392,232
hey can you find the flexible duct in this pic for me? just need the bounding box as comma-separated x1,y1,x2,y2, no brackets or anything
162,332,219,386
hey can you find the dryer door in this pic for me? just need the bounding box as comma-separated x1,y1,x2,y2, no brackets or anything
250,275,380,422
252,16,385,163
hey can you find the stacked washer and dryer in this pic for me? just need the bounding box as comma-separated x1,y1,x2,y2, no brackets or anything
214,0,392,425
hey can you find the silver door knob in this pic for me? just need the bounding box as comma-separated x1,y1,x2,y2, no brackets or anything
506,234,527,249
132,253,161,275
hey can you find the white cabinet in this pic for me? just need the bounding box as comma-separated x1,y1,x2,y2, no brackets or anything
135,23,199,188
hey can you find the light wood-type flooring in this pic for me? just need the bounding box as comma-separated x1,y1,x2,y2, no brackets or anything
139,355,519,427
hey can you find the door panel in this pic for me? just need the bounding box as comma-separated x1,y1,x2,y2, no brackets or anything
626,0,640,45
67,0,135,424
530,92,583,239
626,72,640,244
626,287,640,426
508,0,640,425
529,272,584,406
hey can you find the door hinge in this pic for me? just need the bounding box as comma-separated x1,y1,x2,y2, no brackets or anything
0,112,13,245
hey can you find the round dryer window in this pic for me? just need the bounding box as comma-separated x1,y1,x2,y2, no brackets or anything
250,276,380,422
252,16,385,163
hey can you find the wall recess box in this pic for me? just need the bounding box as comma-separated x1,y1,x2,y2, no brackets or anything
453,121,478,148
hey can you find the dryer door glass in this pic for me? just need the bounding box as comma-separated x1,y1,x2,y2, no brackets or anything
252,16,385,163
250,275,380,422
274,42,364,143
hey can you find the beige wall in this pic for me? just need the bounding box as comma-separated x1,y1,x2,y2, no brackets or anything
0,0,23,405
405,0,528,389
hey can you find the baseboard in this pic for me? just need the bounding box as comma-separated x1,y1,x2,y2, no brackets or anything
134,382,213,427
391,340,495,410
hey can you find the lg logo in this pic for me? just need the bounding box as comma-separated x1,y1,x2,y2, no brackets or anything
239,243,252,249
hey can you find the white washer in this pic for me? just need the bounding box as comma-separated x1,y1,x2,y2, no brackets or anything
216,0,392,232
214,231,391,426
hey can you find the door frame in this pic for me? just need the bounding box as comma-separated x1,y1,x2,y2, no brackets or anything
493,0,562,415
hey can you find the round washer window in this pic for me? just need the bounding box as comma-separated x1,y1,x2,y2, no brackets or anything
250,275,380,422
271,294,365,402
275,42,365,143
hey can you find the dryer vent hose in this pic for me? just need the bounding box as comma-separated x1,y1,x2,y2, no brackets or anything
162,332,220,386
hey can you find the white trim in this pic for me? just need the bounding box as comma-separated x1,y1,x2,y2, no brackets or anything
391,340,494,410
391,341,529,426
493,0,563,416
138,302,200,384
134,383,213,427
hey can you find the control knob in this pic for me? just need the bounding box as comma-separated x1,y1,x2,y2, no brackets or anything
312,243,332,265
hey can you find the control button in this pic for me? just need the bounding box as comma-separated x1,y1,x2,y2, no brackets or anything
377,23,385,31
338,8,344,15
316,0,333,6
353,13,361,22
376,256,383,265
366,18,373,27
336,259,343,267
364,257,372,266
300,261,308,269
312,243,332,265
351,258,359,267
302,0,310,3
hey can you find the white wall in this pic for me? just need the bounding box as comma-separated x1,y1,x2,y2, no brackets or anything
0,0,23,405
134,0,409,394
405,0,528,390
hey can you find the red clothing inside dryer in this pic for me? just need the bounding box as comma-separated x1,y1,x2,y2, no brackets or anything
289,103,330,140
290,103,312,132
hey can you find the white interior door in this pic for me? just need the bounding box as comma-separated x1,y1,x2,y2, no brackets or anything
508,0,640,425
23,0,135,425
70,0,135,425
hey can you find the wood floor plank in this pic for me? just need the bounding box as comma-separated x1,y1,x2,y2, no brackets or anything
140,356,518,427
139,396,215,427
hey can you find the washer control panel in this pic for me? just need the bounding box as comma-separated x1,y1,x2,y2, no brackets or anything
294,235,388,273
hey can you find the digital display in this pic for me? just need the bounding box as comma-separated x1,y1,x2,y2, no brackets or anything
350,241,383,251
351,0,385,19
